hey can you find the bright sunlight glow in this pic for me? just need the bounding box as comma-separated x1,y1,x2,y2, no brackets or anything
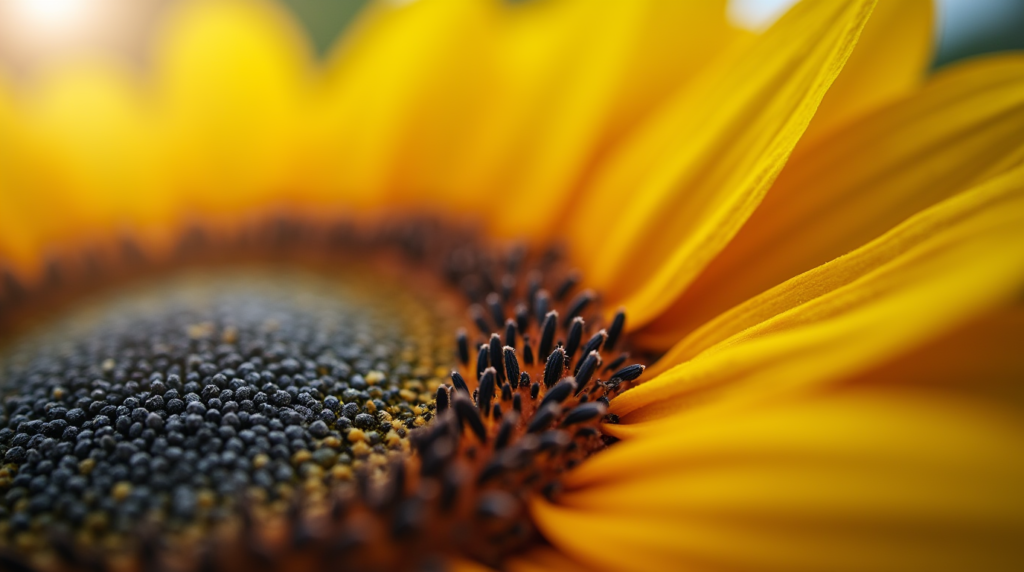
8,0,91,34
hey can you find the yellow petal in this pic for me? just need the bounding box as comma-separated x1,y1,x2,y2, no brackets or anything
484,0,736,240
571,0,876,329
638,54,1024,349
615,165,1024,427
317,0,735,231
0,63,173,282
313,0,501,213
153,0,313,223
804,0,934,141
0,74,44,279
536,391,1024,572
29,65,174,246
843,301,1024,412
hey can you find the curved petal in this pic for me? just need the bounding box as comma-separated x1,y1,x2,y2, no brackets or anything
571,0,877,329
536,391,1024,572
638,54,1024,349
615,165,1024,426
484,0,735,240
318,0,734,232
804,0,934,140
153,0,314,223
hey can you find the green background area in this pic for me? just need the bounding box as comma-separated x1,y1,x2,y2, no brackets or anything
278,0,370,56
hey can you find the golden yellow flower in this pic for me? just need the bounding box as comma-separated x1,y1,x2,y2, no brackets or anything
0,1,1022,571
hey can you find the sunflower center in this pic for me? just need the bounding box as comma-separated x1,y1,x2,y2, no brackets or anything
0,223,645,571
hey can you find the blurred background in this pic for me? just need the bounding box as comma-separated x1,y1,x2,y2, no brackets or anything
731,0,1024,67
1,0,1022,78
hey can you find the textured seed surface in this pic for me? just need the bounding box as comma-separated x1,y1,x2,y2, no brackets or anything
0,269,455,554
0,226,647,571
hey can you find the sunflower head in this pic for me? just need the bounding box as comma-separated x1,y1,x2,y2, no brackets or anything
2,1,1024,571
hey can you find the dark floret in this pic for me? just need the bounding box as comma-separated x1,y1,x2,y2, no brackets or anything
0,274,451,554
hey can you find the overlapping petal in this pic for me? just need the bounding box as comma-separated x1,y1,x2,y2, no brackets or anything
483,0,735,239
570,0,877,328
803,0,933,140
613,165,1024,429
317,0,735,232
535,390,1024,572
638,54,1024,348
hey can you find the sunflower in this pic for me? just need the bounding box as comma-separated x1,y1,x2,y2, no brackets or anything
0,0,1022,571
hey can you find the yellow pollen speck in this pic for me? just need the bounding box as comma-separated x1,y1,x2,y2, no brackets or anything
221,325,238,343
291,450,313,466
346,429,366,443
385,431,402,448
186,322,214,339
302,479,324,495
111,482,132,502
321,436,341,449
101,359,115,372
413,365,432,378
366,371,385,385
399,389,418,403
364,400,377,413
413,416,426,427
252,453,270,469
79,458,96,475
351,441,371,457
331,465,353,480
52,387,65,400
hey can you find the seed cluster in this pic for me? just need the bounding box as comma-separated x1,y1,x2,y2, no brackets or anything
0,222,647,572
0,271,455,570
